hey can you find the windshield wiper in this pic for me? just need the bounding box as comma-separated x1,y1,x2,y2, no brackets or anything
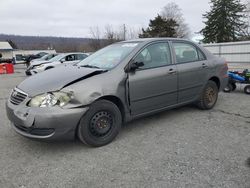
80,64,101,69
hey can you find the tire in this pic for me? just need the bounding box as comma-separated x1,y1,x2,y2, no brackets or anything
223,83,233,93
26,62,30,68
232,83,237,91
45,66,54,70
244,85,250,95
197,80,218,110
77,100,122,147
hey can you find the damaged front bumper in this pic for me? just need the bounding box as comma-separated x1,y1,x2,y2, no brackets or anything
25,68,43,76
6,98,89,141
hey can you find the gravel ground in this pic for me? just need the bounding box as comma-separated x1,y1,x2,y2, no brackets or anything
0,64,250,188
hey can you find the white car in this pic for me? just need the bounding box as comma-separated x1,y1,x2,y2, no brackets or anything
30,53,58,64
26,53,88,75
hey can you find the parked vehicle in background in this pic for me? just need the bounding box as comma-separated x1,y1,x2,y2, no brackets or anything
30,53,58,64
14,54,26,64
0,58,12,64
25,52,48,67
6,38,228,147
223,69,250,94
25,52,88,75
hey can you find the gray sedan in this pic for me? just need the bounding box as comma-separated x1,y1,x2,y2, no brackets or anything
6,38,228,147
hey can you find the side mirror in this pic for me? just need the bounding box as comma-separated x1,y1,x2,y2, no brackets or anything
125,61,144,73
60,59,65,63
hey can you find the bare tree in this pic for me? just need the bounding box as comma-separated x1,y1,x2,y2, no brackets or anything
126,27,141,40
89,24,142,50
89,26,102,51
161,2,190,38
104,24,116,44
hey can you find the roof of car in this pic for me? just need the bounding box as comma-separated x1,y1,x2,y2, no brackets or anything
63,52,88,55
120,38,191,43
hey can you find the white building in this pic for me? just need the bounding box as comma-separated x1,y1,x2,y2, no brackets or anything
0,41,13,59
0,41,56,63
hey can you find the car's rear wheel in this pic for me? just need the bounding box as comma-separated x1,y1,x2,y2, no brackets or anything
223,83,233,93
244,85,250,95
77,100,122,147
231,83,237,91
197,80,218,110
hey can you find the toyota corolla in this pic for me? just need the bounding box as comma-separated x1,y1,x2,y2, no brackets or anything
6,38,228,147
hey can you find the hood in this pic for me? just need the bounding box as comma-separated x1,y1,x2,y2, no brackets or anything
18,65,105,97
30,60,50,67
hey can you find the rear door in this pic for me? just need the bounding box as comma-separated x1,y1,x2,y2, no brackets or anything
128,42,178,116
171,41,209,103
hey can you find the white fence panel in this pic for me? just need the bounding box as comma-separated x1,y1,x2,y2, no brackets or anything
203,41,250,63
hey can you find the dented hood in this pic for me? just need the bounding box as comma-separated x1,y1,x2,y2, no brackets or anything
18,65,104,97
30,60,50,67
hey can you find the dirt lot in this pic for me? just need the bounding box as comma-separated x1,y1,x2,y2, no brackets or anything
0,64,250,188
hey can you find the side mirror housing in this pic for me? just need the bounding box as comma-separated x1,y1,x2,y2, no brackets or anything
125,61,144,73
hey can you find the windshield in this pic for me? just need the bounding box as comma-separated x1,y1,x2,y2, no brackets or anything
41,54,57,61
40,54,51,60
39,54,47,60
49,54,64,62
77,43,139,70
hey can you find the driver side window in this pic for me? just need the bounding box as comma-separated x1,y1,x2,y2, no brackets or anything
134,42,171,69
65,55,75,61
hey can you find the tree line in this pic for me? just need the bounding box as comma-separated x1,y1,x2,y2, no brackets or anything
139,0,250,43
4,0,250,52
91,0,250,49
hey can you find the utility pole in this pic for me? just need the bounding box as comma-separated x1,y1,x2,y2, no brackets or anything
123,24,126,40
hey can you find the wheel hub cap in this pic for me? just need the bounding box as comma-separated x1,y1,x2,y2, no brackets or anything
90,111,113,137
205,87,216,105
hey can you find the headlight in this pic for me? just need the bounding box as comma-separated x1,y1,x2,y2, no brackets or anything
28,92,73,107
34,64,44,69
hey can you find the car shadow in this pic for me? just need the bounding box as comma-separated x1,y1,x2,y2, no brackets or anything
16,105,198,152
122,105,195,133
246,157,250,168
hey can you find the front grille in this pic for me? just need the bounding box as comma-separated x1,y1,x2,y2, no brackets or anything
14,124,54,136
10,88,28,105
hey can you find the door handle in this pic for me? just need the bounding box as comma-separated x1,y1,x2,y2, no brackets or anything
168,68,177,74
202,63,208,68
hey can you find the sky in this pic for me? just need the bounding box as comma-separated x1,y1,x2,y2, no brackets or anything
0,0,211,38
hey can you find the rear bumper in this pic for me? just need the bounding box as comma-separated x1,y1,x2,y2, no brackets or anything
6,100,89,141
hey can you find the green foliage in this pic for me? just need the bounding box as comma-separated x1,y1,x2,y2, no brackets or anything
201,0,247,43
139,15,179,38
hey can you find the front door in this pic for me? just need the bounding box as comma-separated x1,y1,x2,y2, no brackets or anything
128,42,178,116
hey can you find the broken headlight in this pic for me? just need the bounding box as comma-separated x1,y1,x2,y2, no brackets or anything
34,64,44,69
28,92,73,107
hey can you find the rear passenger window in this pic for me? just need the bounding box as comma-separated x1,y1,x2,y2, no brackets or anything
173,42,204,63
134,42,172,69
76,54,87,60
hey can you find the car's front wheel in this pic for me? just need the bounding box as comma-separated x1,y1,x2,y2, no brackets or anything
244,85,250,95
223,83,233,92
197,80,218,110
77,100,122,147
45,66,54,70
